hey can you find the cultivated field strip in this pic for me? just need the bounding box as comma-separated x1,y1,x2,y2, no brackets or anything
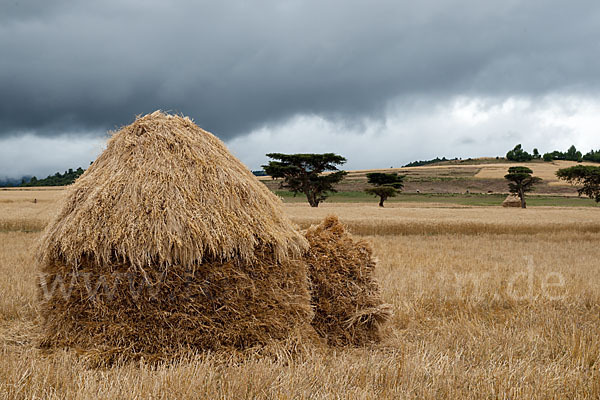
286,203,600,236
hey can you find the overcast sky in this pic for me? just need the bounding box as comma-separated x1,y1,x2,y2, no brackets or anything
1,0,599,178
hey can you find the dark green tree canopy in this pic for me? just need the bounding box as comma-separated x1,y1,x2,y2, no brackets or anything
364,172,405,207
263,153,347,207
366,172,405,188
556,165,600,202
20,167,86,187
504,166,542,208
566,145,583,162
506,144,533,162
543,145,584,162
583,149,600,163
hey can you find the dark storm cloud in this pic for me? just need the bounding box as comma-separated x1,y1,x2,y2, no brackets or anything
1,0,599,139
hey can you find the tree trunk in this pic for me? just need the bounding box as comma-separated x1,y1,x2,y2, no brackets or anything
302,174,319,207
378,195,386,207
306,192,319,207
519,188,526,208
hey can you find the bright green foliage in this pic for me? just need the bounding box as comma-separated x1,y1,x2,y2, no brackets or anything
263,153,347,207
556,165,600,202
364,172,405,207
504,166,542,208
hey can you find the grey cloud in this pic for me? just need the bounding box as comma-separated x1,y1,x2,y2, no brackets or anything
1,0,600,140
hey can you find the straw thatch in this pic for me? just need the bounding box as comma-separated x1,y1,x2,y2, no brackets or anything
37,111,314,363
502,194,522,208
304,216,391,346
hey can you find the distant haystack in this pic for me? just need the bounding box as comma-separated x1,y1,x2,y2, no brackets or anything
502,194,522,208
37,111,314,364
304,216,391,346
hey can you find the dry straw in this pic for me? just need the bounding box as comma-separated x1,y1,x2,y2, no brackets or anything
39,111,307,268
304,216,391,346
37,111,315,364
502,194,522,208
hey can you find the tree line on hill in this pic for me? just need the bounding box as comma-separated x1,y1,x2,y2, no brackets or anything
403,157,455,167
505,143,600,163
402,144,600,166
20,168,85,187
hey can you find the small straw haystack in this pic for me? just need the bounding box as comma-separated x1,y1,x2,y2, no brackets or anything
38,111,314,363
304,216,391,346
502,194,522,207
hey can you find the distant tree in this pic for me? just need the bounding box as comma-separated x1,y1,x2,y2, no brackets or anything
583,149,600,163
556,165,600,202
543,145,584,162
543,150,563,162
403,157,448,167
506,144,533,162
533,148,540,159
364,173,405,207
504,166,542,208
565,145,583,162
20,167,85,187
263,153,347,207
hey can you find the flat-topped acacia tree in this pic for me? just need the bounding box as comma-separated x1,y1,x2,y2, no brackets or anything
263,153,347,207
556,165,600,203
364,172,405,207
504,166,542,208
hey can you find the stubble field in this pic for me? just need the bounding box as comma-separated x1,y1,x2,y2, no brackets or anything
1,189,599,399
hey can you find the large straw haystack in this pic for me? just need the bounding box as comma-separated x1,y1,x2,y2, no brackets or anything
38,111,314,363
502,194,522,207
304,216,391,346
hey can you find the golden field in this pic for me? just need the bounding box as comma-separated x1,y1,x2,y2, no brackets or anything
1,189,600,399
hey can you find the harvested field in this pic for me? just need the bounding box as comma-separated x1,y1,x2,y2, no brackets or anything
1,194,600,398
472,160,598,181
284,202,600,236
0,189,62,232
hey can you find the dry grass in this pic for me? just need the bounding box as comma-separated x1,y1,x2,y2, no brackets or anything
472,160,597,181
2,198,600,398
349,160,591,183
285,202,600,236
0,189,62,233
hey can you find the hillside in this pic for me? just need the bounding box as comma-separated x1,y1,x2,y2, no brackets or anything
260,159,593,196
